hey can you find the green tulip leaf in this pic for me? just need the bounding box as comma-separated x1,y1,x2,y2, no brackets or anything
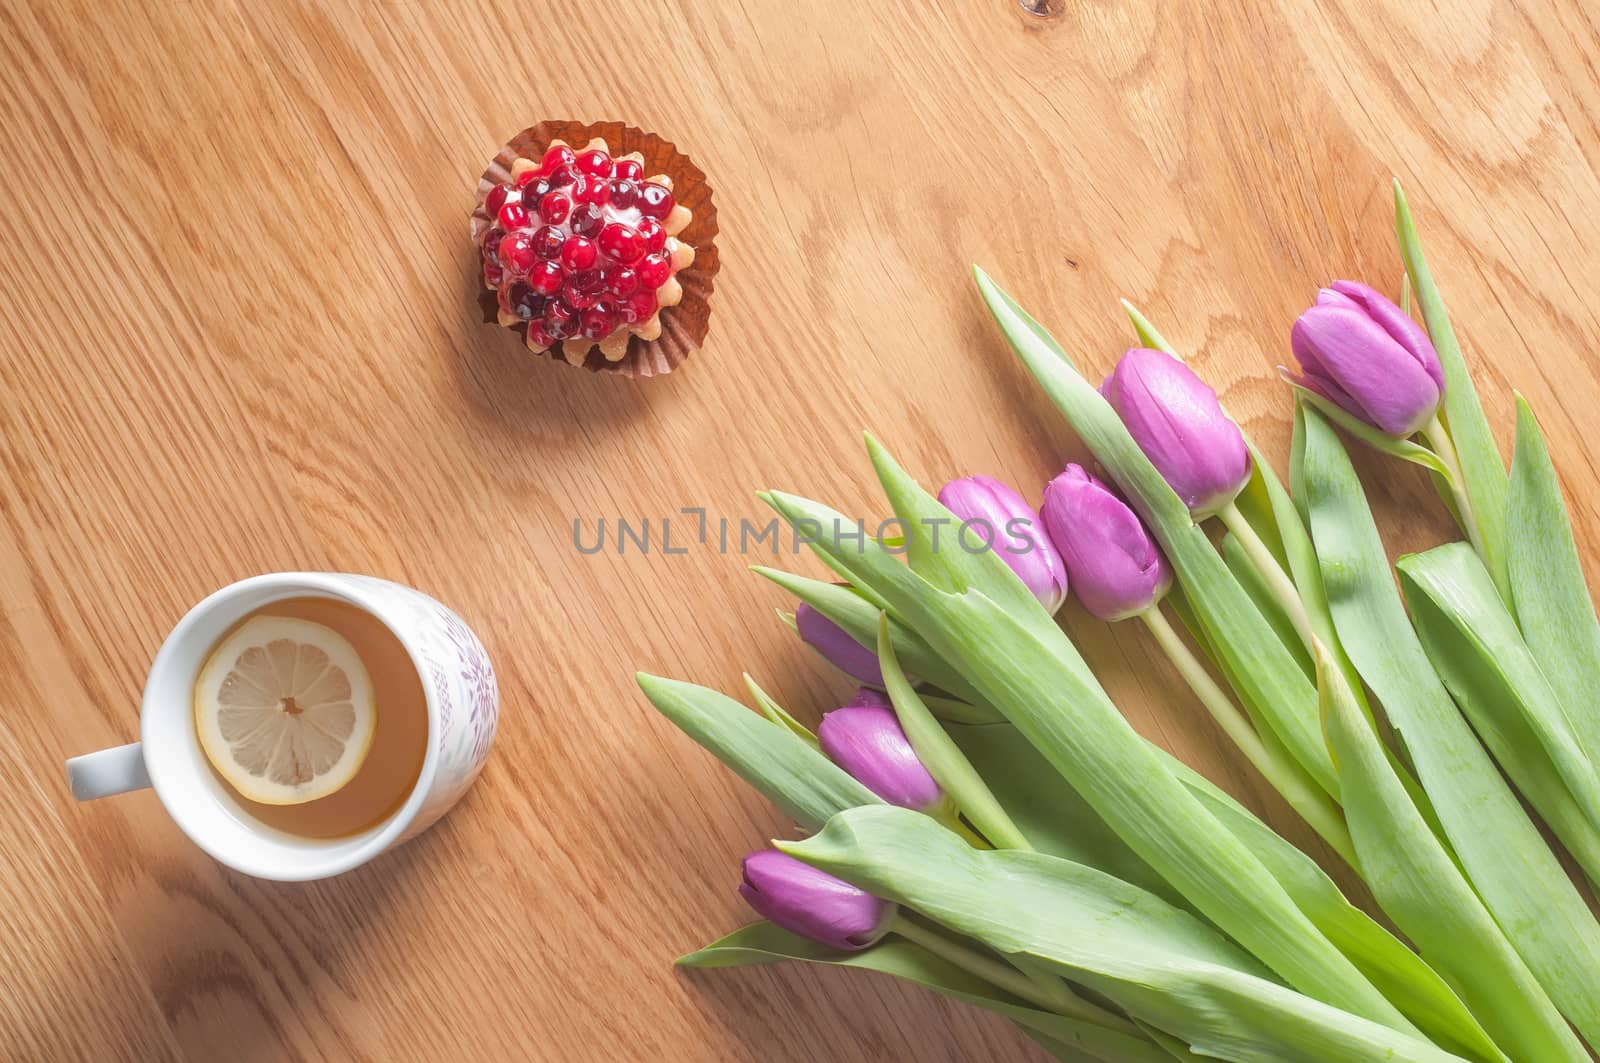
680,921,1173,1063
1394,180,1510,598
919,693,1005,725
962,712,1494,1059
948,721,1183,909
1283,379,1450,477
1398,547,1600,888
1301,405,1600,1047
1285,404,1391,723
1131,1024,1204,1062
1289,404,1452,844
1398,544,1600,838
782,807,1457,1063
875,615,1031,850
636,673,880,831
1025,1031,1129,1062
1120,298,1177,358
1507,395,1600,767
1316,645,1578,1061
741,673,819,748
1156,749,1496,1063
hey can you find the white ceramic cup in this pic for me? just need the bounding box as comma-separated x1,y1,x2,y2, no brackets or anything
65,573,498,881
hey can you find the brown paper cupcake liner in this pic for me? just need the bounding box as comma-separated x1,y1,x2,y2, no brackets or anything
471,121,719,378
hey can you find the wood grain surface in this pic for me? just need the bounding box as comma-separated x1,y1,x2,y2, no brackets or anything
2,1,1598,1059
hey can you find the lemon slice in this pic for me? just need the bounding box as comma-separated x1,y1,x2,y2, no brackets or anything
195,616,376,805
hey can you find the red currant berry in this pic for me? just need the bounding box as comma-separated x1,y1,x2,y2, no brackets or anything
637,252,671,289
508,282,545,321
563,282,598,311
571,174,611,207
580,305,618,340
545,299,576,336
482,229,505,258
498,201,530,230
561,235,597,271
529,260,564,294
514,168,543,190
602,265,639,297
539,145,576,175
571,270,605,302
538,192,571,224
575,148,614,179
608,179,638,210
547,164,577,188
499,232,537,275
613,159,643,182
531,225,565,259
569,203,604,237
636,218,667,254
483,258,504,287
637,181,674,219
526,321,556,348
620,289,658,324
486,184,512,215
598,223,645,265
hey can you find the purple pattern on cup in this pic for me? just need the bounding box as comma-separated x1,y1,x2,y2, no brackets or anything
442,607,498,766
427,656,455,741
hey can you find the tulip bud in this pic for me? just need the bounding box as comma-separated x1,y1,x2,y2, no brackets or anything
1101,348,1252,518
1041,464,1172,621
937,475,1069,613
1289,280,1444,437
818,689,944,811
796,601,883,686
739,849,896,951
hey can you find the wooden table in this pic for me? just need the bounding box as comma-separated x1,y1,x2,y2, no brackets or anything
3,1,1598,1059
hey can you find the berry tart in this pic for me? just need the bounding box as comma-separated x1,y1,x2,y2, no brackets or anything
472,122,718,376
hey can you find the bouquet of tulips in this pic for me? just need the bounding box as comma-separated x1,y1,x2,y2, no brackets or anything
637,183,1600,1062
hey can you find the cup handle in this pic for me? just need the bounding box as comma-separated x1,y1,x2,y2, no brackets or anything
67,743,151,801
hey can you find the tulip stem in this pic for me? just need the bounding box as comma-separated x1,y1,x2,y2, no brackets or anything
1217,501,1317,656
888,914,1141,1036
1421,416,1508,599
1141,606,1358,867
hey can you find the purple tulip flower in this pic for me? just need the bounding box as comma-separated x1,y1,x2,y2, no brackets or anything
938,475,1069,613
1290,280,1444,437
1041,464,1172,621
1101,348,1252,518
818,689,943,811
739,849,896,951
796,601,883,686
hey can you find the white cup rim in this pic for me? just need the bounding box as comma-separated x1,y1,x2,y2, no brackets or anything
142,573,441,881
